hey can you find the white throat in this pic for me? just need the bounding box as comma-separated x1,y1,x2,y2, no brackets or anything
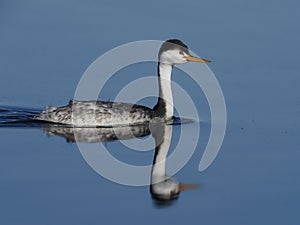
157,63,174,119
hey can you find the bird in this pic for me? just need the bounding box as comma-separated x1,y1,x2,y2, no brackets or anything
34,39,210,127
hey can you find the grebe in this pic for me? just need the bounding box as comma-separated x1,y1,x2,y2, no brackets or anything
35,39,210,127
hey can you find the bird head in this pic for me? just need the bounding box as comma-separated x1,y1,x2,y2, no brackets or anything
158,39,211,65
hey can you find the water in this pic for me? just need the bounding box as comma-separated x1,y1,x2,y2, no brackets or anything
1,0,299,224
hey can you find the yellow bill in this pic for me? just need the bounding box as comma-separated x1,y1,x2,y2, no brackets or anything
185,55,211,63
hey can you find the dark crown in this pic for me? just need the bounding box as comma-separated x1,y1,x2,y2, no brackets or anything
159,39,189,56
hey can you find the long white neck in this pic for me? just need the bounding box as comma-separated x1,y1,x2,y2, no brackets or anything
154,63,174,119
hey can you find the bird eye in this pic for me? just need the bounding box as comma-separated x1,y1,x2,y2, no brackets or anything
179,51,185,55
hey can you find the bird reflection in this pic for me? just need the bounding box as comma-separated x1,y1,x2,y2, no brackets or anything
41,122,199,206
149,123,198,206
42,124,150,142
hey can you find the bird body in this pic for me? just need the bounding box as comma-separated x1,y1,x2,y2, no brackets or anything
34,39,210,127
36,100,153,127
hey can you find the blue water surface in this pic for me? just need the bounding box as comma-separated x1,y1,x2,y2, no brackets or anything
0,0,299,224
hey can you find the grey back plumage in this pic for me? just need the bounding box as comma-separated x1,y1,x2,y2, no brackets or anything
35,100,154,127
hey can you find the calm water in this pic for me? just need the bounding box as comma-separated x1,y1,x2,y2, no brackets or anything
1,0,299,224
